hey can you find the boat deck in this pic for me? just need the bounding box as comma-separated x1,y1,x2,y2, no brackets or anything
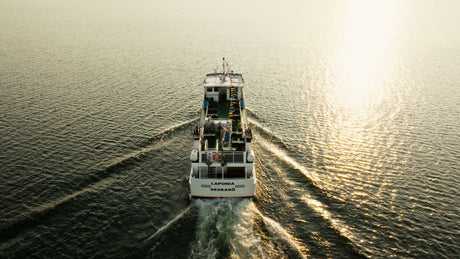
217,102,229,119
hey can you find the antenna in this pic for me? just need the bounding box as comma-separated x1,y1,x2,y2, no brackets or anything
222,57,231,75
222,57,226,75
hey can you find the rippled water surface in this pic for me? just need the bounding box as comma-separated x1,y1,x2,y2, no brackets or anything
1,0,459,258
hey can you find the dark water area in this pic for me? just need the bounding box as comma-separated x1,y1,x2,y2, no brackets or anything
1,0,459,258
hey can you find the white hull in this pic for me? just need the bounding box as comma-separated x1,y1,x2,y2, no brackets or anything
189,166,256,198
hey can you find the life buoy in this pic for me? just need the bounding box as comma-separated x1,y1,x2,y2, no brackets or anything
213,152,222,162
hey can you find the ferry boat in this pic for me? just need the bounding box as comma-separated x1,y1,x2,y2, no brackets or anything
189,58,256,198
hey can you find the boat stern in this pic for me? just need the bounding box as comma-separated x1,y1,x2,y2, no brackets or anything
189,167,256,198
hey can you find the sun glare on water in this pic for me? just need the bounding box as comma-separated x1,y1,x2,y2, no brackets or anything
313,0,404,202
334,0,400,110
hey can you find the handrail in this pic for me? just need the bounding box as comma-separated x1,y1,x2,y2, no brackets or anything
239,101,248,134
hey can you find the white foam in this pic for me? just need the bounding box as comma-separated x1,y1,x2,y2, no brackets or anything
189,199,307,258
147,205,192,241
190,199,248,258
257,136,322,186
229,201,266,258
301,194,354,240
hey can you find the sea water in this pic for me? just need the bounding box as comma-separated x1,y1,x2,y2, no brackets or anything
1,0,459,257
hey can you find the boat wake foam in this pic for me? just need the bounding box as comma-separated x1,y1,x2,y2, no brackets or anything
255,136,321,187
252,128,366,257
189,199,306,258
0,119,198,245
248,118,290,150
147,118,198,144
147,205,192,242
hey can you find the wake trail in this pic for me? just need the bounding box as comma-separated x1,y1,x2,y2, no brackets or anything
0,119,197,245
189,199,306,259
250,203,308,259
245,107,262,121
0,177,115,246
248,118,290,150
256,134,321,186
147,205,192,241
147,118,198,144
255,134,366,257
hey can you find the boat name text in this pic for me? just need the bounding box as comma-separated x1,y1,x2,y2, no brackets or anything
211,182,235,185
211,188,236,192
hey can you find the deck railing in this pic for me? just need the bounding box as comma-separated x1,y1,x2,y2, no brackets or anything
200,151,245,164
223,151,244,163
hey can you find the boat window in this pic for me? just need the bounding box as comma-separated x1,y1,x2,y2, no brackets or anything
214,87,219,92
206,87,212,92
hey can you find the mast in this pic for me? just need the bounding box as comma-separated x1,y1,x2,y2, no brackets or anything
222,57,226,75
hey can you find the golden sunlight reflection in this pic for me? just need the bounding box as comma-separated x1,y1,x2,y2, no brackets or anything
334,0,400,109
253,129,322,186
312,0,403,203
302,194,354,240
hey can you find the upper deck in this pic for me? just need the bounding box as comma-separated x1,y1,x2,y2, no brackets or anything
204,73,244,88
